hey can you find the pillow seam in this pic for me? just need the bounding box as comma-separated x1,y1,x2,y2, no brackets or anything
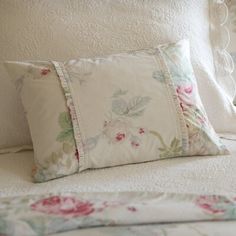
155,48,189,154
52,61,85,170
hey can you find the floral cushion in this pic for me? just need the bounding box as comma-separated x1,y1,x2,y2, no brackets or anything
5,40,229,182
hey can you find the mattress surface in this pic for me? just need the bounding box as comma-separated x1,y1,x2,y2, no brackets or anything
0,138,236,197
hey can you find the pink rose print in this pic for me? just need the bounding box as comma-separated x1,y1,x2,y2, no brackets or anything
176,85,193,94
139,128,145,135
130,135,141,149
115,132,126,141
176,85,194,111
183,86,193,94
127,206,137,212
176,84,208,129
131,141,140,148
195,195,236,215
103,119,130,143
41,68,51,76
31,196,94,217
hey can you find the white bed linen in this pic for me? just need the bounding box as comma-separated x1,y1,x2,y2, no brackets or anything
0,138,236,197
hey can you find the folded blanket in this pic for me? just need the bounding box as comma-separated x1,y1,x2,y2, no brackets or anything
0,191,236,236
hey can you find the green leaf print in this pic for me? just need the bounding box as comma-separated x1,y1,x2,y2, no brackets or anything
33,112,76,182
58,112,72,130
112,99,128,116
150,131,182,158
152,71,165,83
127,96,151,116
62,142,74,154
112,95,151,117
41,142,74,170
56,112,74,144
127,109,146,117
112,89,128,98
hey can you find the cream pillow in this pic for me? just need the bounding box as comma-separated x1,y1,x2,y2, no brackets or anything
1,0,235,152
5,40,228,182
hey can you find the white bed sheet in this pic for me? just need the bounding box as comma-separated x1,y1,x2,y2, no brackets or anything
0,138,236,197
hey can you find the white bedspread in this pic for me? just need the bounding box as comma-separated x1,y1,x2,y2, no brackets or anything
0,138,236,197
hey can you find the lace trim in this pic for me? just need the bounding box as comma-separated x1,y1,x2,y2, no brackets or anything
155,49,189,154
210,0,236,100
52,61,85,167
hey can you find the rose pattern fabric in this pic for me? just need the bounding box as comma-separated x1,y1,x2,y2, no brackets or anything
103,119,130,144
160,43,228,156
41,68,51,76
83,91,183,158
196,195,236,217
103,119,147,148
175,84,221,155
31,196,94,217
33,111,78,182
1,192,236,235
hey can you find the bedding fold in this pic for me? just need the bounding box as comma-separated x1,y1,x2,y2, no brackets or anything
1,191,236,235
